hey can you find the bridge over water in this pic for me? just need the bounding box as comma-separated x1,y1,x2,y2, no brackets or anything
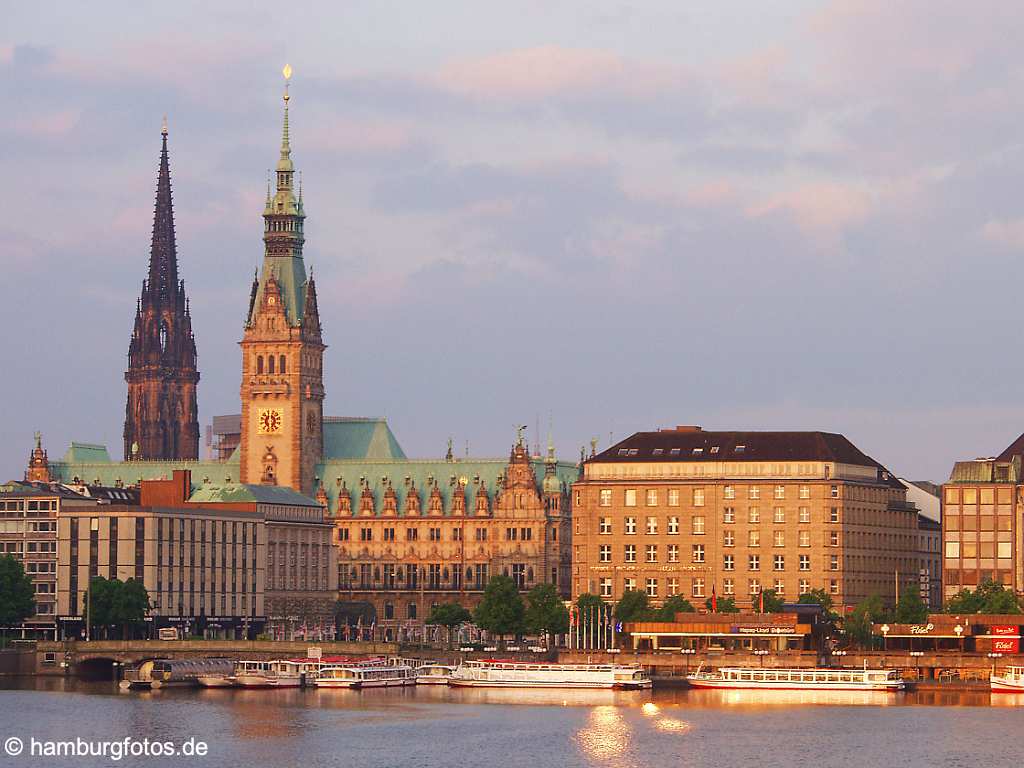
35,640,402,678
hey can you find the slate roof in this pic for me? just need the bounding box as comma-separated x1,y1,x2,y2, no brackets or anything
996,431,1024,463
590,429,902,487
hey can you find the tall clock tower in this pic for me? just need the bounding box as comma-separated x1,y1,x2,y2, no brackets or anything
239,68,325,495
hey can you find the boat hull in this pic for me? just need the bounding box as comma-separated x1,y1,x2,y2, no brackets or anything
990,677,1024,693
687,678,903,692
197,676,235,688
232,675,302,688
449,679,650,690
416,677,452,685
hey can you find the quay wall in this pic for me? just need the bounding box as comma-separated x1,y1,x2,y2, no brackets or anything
557,648,1023,686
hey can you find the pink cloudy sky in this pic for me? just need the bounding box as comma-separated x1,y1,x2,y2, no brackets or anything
3,1,1024,481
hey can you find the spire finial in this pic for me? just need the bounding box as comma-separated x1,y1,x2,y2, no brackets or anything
280,64,292,160
161,115,168,136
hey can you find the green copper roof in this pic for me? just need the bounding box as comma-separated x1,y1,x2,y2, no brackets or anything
188,483,320,507
251,257,308,327
62,443,112,464
316,457,577,515
323,418,406,460
50,457,239,487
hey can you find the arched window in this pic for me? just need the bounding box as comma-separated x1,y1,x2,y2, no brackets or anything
268,355,275,374
279,354,286,374
256,355,264,374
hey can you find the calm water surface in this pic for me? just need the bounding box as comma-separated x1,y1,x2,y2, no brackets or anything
1,678,1023,767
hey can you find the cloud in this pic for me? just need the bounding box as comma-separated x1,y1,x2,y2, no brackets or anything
981,217,1024,250
435,46,628,101
746,182,872,240
11,108,80,138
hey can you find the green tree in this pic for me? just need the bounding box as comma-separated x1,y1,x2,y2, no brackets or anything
755,589,785,613
946,578,1022,614
86,576,150,639
843,594,888,649
474,575,525,643
576,593,605,616
524,583,569,636
656,595,695,620
0,555,35,635
798,588,840,626
426,602,473,648
613,590,651,623
705,596,740,613
893,584,928,624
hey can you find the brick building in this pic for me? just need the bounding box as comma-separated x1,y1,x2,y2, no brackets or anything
572,426,927,611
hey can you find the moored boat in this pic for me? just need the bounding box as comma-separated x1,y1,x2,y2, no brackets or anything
991,666,1024,692
687,665,904,691
449,660,652,690
416,664,457,685
231,660,304,688
315,663,417,689
121,658,235,690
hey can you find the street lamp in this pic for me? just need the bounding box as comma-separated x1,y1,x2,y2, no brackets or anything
880,624,889,651
954,624,963,653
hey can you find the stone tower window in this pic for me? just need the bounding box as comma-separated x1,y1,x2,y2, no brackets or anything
257,355,264,374
268,355,275,374
279,354,286,374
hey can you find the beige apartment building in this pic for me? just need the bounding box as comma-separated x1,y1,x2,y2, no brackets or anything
572,427,926,611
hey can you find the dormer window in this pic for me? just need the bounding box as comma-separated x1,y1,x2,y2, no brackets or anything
627,448,639,456
692,448,703,455
734,445,746,453
710,446,720,454
617,448,629,456
669,448,681,456
652,448,663,456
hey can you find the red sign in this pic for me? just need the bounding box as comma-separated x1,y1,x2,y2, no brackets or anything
992,638,1019,653
991,625,1019,636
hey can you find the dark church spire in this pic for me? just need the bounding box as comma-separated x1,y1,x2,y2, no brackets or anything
146,116,178,303
124,120,200,461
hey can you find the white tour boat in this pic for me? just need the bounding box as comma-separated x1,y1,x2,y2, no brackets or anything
231,659,304,688
687,665,904,691
991,666,1024,693
449,660,652,690
416,664,457,685
315,663,417,689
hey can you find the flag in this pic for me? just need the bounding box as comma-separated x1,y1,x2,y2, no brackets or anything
711,585,717,613
758,590,764,613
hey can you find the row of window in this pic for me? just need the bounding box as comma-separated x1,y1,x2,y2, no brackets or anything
346,526,539,543
599,544,839,570
598,485,839,507
944,541,1013,559
254,354,288,375
597,576,842,599
0,500,57,512
599,512,841,535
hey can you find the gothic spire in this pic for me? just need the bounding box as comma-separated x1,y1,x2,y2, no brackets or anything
147,117,178,303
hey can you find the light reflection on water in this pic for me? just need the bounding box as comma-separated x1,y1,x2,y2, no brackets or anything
1,678,1022,767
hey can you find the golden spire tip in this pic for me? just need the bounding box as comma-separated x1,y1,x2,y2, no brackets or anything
161,115,168,136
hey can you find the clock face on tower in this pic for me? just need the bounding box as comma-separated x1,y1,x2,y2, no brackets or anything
257,408,283,434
